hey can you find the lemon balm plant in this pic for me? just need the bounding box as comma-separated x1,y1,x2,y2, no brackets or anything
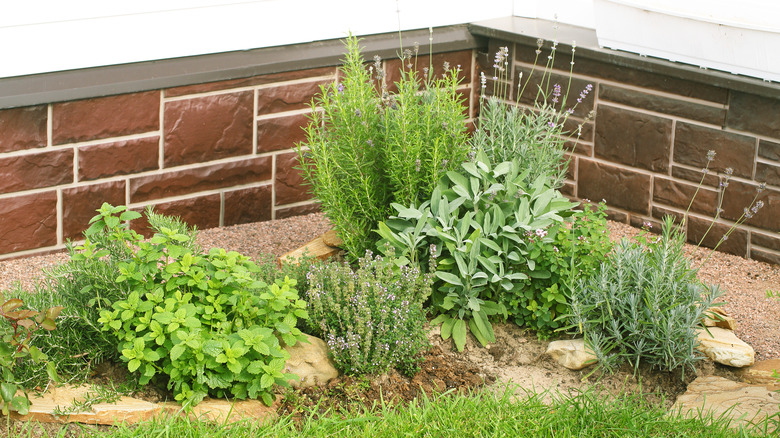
297,34,469,260
86,204,307,407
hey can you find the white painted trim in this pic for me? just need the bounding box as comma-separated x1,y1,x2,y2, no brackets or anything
0,0,512,79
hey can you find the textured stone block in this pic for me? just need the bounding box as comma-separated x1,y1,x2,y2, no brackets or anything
651,205,685,223
751,248,780,266
604,208,628,223
164,91,253,167
0,149,73,194
165,66,336,98
598,84,726,125
673,122,755,179
726,92,780,139
79,137,159,181
514,66,595,118
751,232,780,251
275,152,311,205
720,180,778,232
515,42,729,103
0,105,47,152
257,80,328,115
62,181,126,240
132,195,221,237
577,159,651,214
224,185,272,226
755,162,780,186
566,138,592,156
629,215,660,231
563,117,593,144
275,203,320,219
671,165,720,187
687,215,748,257
560,181,575,197
0,192,57,253
130,157,271,203
257,113,310,153
384,50,473,91
758,139,780,161
52,92,159,144
653,177,717,216
594,105,672,172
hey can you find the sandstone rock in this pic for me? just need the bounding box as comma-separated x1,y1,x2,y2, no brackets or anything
279,233,341,265
285,334,339,388
321,229,343,248
739,359,780,390
160,398,277,424
696,327,755,368
10,385,161,425
546,339,598,370
703,307,737,331
11,384,279,426
672,376,779,431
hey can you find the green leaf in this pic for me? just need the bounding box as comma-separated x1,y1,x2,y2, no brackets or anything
128,359,141,373
170,344,186,361
441,316,455,340
120,210,142,221
435,271,463,286
452,319,467,352
0,383,16,402
260,374,274,389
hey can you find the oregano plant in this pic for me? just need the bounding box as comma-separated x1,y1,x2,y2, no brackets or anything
0,294,61,415
91,204,308,406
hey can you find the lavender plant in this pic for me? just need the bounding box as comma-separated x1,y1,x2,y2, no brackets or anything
471,42,593,189
297,34,469,260
562,150,768,378
562,216,722,378
304,252,432,376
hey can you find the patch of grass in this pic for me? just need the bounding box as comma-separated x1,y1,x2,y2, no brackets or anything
15,386,771,437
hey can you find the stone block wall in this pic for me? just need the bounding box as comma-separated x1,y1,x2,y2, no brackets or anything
0,50,480,259
478,37,780,265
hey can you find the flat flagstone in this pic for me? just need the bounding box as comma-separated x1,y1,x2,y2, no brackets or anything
9,384,278,426
10,384,161,425
738,359,780,390
672,376,779,431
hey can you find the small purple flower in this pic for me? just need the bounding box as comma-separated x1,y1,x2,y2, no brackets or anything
552,83,561,104
706,150,716,162
338,83,344,94
577,84,593,103
535,229,547,238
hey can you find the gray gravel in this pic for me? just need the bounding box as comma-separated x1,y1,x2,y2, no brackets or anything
1,213,778,361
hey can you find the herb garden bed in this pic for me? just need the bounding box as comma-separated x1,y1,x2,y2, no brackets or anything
0,212,778,435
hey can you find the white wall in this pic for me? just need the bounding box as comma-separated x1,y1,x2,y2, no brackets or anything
0,0,513,79
514,0,596,29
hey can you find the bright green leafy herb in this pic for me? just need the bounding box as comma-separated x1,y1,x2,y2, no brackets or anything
89,203,308,407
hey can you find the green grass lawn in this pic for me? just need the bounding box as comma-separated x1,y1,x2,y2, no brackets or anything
11,385,775,438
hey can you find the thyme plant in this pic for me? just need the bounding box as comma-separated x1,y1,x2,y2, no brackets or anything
305,252,432,376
